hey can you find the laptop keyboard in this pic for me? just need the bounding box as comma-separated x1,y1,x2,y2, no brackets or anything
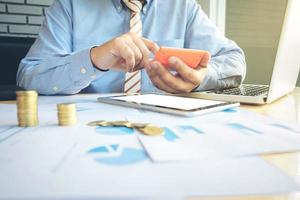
208,84,269,97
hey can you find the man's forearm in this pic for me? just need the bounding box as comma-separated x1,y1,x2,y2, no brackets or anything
17,48,104,95
194,50,246,91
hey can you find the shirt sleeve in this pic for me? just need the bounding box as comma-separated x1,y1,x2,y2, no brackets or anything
17,0,105,95
184,0,247,91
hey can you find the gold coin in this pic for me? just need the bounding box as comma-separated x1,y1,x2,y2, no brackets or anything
18,117,39,127
16,90,38,97
137,126,164,136
59,121,77,126
17,99,38,104
110,121,132,127
87,120,109,126
17,101,38,105
17,107,37,111
57,103,76,110
17,112,38,116
18,116,38,120
58,119,77,124
17,106,38,110
18,122,38,127
58,110,76,114
18,119,38,123
131,122,151,128
57,103,76,107
58,118,77,121
58,119,77,122
16,95,38,99
57,110,76,113
57,114,77,118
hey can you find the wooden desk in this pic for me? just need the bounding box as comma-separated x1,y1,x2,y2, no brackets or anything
193,88,300,200
1,88,300,200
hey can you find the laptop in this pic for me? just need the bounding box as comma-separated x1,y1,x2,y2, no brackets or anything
185,0,300,105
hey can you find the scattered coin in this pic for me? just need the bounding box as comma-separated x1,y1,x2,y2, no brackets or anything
87,120,164,136
87,120,110,127
110,121,132,127
131,122,151,128
137,126,164,136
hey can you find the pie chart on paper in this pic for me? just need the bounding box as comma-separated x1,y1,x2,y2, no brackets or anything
87,144,148,166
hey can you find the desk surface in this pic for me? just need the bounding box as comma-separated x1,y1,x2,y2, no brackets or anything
1,88,300,200
194,88,300,200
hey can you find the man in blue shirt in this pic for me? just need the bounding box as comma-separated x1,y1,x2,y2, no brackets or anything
17,0,246,95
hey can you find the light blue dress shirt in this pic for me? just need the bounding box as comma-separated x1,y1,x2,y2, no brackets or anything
17,0,246,95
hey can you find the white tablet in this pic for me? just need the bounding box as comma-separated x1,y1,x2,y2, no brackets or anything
97,94,240,117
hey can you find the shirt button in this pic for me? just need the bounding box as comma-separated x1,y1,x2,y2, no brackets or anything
53,86,58,91
117,6,122,11
91,75,96,79
80,67,87,74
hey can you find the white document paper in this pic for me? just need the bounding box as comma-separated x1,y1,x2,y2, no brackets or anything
0,122,299,199
0,95,300,199
135,108,300,162
1,98,300,162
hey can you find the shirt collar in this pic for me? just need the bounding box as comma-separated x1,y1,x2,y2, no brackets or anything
112,0,152,14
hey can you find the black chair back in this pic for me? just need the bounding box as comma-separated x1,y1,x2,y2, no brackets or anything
0,36,35,85
0,36,35,100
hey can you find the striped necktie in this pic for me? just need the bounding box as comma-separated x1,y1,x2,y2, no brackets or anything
122,0,143,94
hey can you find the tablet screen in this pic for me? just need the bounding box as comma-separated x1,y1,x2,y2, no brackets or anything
111,94,226,111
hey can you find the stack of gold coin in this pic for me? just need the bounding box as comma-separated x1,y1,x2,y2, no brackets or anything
57,103,77,126
16,90,39,127
88,120,164,136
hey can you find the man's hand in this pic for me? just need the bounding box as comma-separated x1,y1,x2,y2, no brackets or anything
90,32,159,72
146,54,211,93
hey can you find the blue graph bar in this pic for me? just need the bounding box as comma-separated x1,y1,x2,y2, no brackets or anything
95,148,147,166
179,125,204,134
96,126,134,135
223,108,238,113
110,144,119,151
88,146,110,153
228,123,262,134
270,123,300,133
164,128,179,142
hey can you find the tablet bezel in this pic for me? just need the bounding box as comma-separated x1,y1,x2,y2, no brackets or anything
97,93,240,117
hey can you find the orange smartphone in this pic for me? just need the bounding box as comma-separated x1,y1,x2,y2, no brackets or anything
154,47,210,69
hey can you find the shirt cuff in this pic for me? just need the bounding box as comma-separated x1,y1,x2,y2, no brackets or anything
193,63,219,91
67,48,105,84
